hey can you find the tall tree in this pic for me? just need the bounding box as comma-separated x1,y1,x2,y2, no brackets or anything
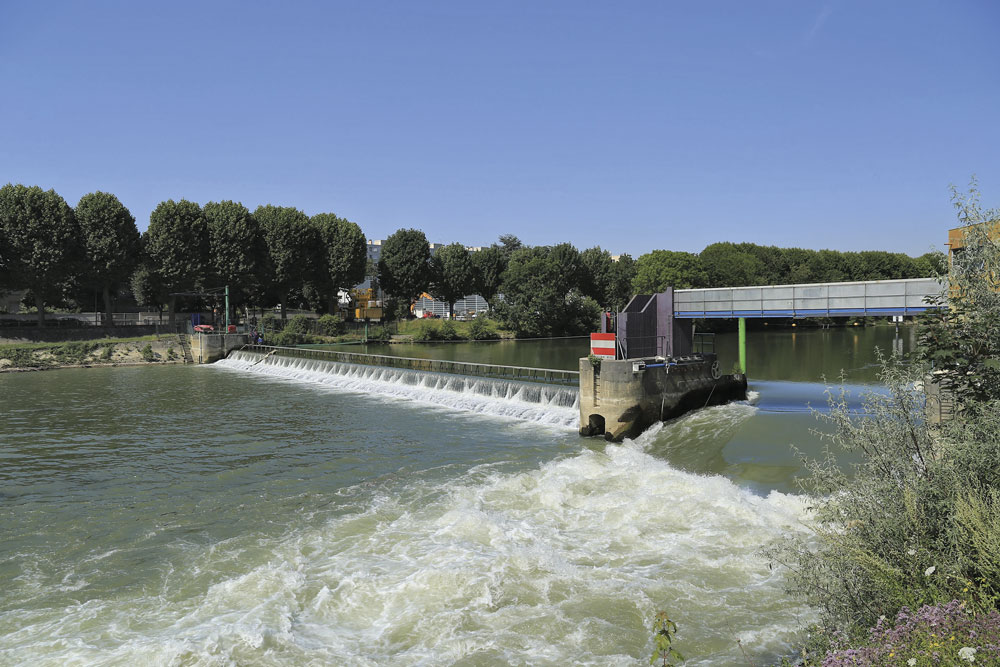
378,228,431,308
204,200,263,316
579,246,614,306
312,213,367,314
255,204,321,320
130,262,167,323
495,244,597,337
470,244,506,312
0,184,80,325
145,199,209,328
75,191,140,326
633,250,707,292
430,242,474,318
606,253,636,312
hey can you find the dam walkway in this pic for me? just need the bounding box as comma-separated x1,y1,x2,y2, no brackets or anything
240,344,580,386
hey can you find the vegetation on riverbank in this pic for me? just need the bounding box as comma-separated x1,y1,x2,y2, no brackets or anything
0,335,180,371
2,182,944,340
765,183,1000,666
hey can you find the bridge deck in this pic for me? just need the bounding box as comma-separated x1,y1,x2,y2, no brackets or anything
240,344,580,386
673,277,942,319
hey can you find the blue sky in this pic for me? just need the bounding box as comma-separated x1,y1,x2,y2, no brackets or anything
2,1,997,257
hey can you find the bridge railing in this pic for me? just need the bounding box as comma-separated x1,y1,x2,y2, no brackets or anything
240,344,580,386
674,277,943,318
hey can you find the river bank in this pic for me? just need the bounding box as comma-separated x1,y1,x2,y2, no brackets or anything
0,335,185,372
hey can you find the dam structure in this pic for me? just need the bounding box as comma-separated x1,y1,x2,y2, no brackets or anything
220,347,581,428
579,290,747,442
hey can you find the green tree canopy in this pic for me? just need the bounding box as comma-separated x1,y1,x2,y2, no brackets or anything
204,200,263,308
145,199,209,326
430,242,474,318
632,250,707,293
255,204,321,319
75,191,140,326
0,184,80,325
378,228,431,305
495,244,597,337
312,212,367,313
470,244,507,312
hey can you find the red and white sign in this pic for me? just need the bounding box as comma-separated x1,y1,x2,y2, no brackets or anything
590,333,616,359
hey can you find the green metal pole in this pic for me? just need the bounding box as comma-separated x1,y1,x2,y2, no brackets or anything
738,317,747,375
224,285,230,331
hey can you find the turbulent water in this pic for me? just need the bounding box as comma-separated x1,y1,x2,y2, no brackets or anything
0,347,838,666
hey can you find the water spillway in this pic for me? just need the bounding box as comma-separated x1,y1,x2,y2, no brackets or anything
217,350,581,428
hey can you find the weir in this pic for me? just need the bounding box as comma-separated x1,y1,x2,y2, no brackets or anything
220,349,580,426
238,344,580,386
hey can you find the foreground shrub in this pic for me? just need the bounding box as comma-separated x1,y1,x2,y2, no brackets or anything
316,313,344,336
821,601,1000,666
284,314,313,335
469,317,500,340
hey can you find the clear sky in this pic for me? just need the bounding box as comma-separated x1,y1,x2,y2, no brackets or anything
2,1,997,257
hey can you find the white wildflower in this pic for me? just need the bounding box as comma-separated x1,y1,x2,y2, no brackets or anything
907,659,917,666
925,565,936,576
907,549,916,556
959,646,977,663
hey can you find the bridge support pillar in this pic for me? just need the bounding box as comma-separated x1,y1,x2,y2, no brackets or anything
738,317,747,375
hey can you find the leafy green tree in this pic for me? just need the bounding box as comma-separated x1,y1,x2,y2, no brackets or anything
915,250,947,276
204,200,263,315
700,242,766,287
919,183,1000,405
75,191,140,326
430,242,474,318
633,250,707,292
145,199,209,328
378,228,431,309
606,253,637,312
130,263,167,322
498,234,522,259
0,184,80,325
255,205,321,320
470,244,506,312
495,244,597,337
579,246,614,306
312,213,367,314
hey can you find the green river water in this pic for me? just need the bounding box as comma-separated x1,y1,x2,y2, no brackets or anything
0,326,916,665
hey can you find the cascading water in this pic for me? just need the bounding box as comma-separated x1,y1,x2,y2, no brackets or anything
216,350,580,427
1,342,834,666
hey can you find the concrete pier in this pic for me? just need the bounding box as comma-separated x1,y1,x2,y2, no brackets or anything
578,355,747,442
190,333,248,364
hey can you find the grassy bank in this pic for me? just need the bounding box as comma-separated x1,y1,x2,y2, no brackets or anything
0,335,183,371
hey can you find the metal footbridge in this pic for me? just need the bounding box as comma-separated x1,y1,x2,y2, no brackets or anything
672,277,942,319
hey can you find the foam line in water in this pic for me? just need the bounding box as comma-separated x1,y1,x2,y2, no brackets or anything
215,350,580,427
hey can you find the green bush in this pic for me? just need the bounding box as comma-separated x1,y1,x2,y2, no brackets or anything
468,317,499,340
101,344,114,360
261,312,283,332
413,321,439,342
316,314,344,336
366,325,391,342
284,314,313,335
439,320,460,340
140,343,155,362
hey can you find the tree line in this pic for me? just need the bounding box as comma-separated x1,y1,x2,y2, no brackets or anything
0,182,945,335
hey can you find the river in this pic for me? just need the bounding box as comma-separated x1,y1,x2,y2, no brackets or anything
0,326,914,665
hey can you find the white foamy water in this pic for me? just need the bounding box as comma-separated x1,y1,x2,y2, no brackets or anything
215,350,580,428
1,415,814,666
